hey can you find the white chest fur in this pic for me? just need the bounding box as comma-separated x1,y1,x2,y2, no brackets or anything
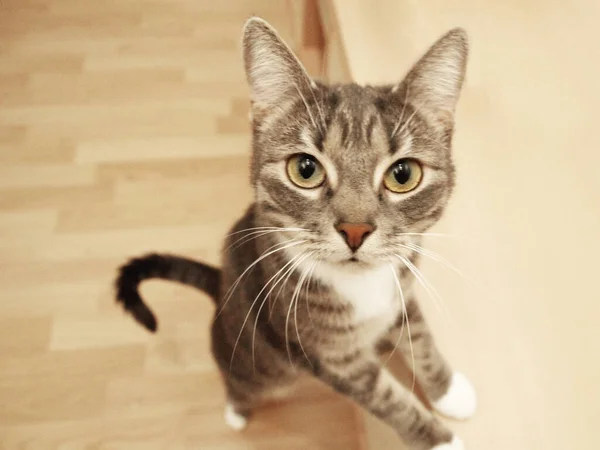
316,263,400,323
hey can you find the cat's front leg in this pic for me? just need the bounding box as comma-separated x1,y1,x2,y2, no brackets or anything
387,299,477,421
312,351,462,450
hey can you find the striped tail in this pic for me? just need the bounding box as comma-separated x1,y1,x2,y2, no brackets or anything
115,253,221,332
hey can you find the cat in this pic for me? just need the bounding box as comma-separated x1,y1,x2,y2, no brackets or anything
115,17,475,450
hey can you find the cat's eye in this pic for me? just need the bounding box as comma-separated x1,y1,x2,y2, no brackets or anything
286,153,326,189
383,158,423,193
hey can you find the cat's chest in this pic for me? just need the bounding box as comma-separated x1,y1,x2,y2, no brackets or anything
319,264,400,324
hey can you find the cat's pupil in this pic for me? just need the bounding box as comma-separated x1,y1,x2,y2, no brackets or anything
298,157,316,179
393,161,411,184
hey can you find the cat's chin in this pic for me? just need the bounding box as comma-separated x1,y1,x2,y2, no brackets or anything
335,256,375,270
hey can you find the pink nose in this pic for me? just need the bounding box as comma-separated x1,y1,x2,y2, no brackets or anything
335,222,375,252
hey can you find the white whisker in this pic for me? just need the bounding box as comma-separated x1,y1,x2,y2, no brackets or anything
391,84,410,138
215,239,306,321
397,232,464,239
251,252,311,367
291,260,313,367
284,274,300,367
228,242,307,370
294,82,319,132
225,228,304,253
270,250,308,319
401,242,474,284
226,229,281,253
224,227,306,253
304,260,318,326
308,82,327,132
389,265,416,393
264,252,311,317
248,253,306,370
284,258,313,367
225,226,306,238
395,100,425,139
397,255,448,316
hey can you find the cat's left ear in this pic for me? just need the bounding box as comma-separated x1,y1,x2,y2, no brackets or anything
399,28,469,130
242,17,314,116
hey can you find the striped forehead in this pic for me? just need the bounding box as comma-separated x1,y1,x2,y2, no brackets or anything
321,92,393,163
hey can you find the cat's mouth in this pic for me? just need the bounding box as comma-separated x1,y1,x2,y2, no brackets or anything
342,256,370,267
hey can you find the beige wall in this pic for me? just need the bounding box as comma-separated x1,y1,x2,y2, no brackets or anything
328,1,600,449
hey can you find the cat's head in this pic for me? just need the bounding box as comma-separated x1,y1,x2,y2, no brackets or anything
242,18,468,269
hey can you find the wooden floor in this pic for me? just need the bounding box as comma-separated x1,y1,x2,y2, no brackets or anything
0,1,365,449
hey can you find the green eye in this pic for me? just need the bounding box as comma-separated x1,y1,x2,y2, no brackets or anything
286,153,326,189
383,158,423,193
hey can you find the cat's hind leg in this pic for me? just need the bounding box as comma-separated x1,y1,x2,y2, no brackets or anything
221,378,258,431
211,307,298,431
222,377,298,431
224,402,249,431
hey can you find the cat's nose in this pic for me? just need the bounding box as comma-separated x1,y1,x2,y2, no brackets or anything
335,222,375,252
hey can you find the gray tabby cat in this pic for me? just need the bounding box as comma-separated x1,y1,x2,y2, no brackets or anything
115,17,476,450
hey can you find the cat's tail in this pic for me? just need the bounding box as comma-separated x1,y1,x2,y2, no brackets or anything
115,253,221,333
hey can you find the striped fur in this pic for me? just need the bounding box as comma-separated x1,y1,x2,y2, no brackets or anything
115,18,471,450
115,253,220,331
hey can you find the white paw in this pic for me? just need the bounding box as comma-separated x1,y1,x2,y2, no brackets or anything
431,435,465,449
224,403,247,431
433,372,477,420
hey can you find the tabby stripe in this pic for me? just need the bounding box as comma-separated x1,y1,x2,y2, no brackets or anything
307,300,350,314
313,322,355,334
322,349,362,366
366,114,377,145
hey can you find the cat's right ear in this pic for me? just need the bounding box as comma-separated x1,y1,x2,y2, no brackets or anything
242,17,314,116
